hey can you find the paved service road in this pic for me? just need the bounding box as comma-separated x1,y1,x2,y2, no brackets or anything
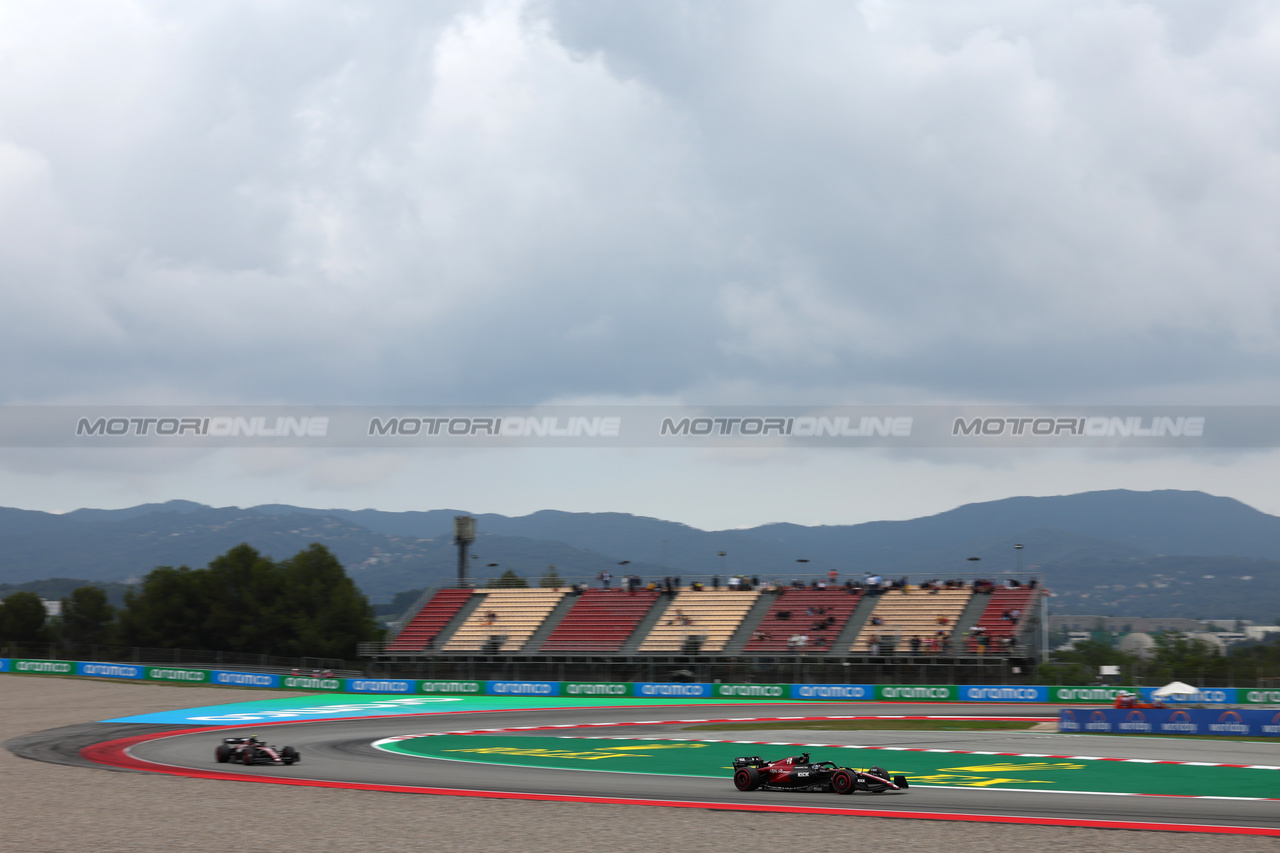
117,702,1280,831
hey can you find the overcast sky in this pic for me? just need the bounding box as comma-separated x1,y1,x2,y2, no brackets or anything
3,0,1280,529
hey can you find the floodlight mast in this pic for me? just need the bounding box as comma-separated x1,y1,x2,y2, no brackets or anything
454,515,476,587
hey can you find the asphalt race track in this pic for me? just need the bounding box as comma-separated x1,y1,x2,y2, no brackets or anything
70,702,1280,834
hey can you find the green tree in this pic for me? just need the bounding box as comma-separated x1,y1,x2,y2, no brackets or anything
488,569,528,588
60,586,115,645
277,543,381,658
540,565,563,588
0,591,48,642
116,566,210,649
203,543,284,653
116,543,378,658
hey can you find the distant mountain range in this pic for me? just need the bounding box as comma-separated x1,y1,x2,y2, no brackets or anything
0,490,1278,620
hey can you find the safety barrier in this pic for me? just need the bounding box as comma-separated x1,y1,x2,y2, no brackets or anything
2,658,1269,704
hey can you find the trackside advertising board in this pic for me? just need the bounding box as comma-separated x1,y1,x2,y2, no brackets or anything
12,658,74,675
77,662,144,680
959,685,1048,702
486,681,558,696
562,681,631,698
146,667,210,683
1,660,1260,707
282,675,343,691
347,678,414,693
714,683,789,700
419,679,484,695
876,684,957,701
635,682,712,698
1138,686,1237,705
1060,707,1280,737
1240,689,1280,705
791,684,874,700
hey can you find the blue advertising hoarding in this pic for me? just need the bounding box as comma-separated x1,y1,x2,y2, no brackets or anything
1136,686,1237,705
1060,707,1280,736
790,683,874,700
76,662,145,680
958,685,1049,702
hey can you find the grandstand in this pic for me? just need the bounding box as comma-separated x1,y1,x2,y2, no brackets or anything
385,587,474,652
538,588,662,652
443,589,566,653
742,586,862,653
966,586,1040,652
848,587,971,653
637,588,761,653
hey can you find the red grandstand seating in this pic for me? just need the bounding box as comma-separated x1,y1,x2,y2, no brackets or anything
386,588,475,651
539,588,662,652
966,586,1039,653
743,587,862,653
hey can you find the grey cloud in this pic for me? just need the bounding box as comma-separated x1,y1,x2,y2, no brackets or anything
2,0,1279,408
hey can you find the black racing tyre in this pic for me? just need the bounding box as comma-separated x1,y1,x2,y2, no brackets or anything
894,775,909,789
733,767,761,791
215,745,231,764
830,769,855,795
282,746,299,765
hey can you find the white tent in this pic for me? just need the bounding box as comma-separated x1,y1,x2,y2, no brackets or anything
1152,681,1199,699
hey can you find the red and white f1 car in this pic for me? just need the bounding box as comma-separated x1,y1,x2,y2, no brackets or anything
733,752,908,794
215,736,300,766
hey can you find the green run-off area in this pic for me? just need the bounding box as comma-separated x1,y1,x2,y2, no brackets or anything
379,734,1277,798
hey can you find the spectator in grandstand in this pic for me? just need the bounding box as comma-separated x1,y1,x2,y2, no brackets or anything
936,614,949,627
828,568,838,584
598,570,612,589
870,615,884,626
666,608,692,626
712,575,720,589
484,610,498,626
910,635,921,655
867,634,880,655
